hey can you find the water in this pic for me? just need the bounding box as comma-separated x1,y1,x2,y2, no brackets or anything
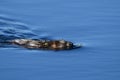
0,0,120,80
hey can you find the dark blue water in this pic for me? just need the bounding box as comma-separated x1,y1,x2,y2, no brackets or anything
0,0,120,80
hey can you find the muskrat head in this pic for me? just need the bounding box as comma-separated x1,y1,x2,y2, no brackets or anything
50,40,74,50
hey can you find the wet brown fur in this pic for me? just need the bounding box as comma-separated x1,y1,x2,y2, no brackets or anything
11,39,74,50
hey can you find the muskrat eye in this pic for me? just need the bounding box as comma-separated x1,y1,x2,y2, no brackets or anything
66,42,72,46
66,42,73,48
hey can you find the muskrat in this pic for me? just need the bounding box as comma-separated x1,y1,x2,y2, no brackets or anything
6,39,81,50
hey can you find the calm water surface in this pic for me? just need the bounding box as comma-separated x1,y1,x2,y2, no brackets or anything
0,0,120,80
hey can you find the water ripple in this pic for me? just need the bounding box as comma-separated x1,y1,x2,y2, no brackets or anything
0,15,50,48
